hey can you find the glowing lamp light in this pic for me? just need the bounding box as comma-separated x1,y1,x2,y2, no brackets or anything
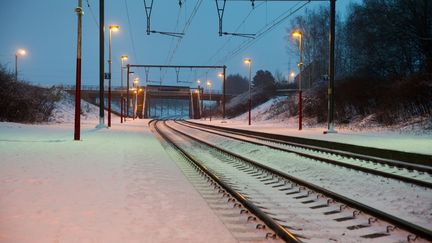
206,80,212,87
290,72,295,77
243,58,251,64
109,25,120,32
218,72,224,78
292,30,302,37
17,49,26,56
121,55,128,60
197,79,201,84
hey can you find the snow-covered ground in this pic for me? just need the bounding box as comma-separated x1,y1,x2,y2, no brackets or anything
1,92,431,242
0,97,237,242
168,121,432,233
204,97,432,155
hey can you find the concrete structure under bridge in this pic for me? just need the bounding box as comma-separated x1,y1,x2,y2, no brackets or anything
63,85,223,119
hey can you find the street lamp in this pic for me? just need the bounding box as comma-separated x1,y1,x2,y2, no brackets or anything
197,79,203,117
15,49,26,81
290,71,295,82
108,25,119,127
133,78,139,120
120,55,128,123
292,30,303,131
206,80,212,122
244,58,252,126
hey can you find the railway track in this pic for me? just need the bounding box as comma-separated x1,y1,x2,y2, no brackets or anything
152,120,432,242
179,120,432,189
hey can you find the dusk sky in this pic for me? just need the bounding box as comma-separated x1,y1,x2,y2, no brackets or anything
1,0,357,90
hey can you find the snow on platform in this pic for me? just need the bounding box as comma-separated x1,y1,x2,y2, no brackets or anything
0,118,237,243
192,119,432,156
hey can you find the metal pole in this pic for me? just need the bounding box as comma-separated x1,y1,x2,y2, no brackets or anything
120,58,124,123
98,0,105,127
222,65,226,119
248,62,252,126
210,85,212,122
135,85,138,119
108,29,112,127
326,0,337,134
15,54,18,81
126,64,130,121
298,34,303,131
74,0,83,141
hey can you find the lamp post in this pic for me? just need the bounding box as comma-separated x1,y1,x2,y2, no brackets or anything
292,30,303,131
120,55,128,123
206,80,212,122
108,25,119,127
218,72,225,119
133,78,139,120
244,58,252,126
15,49,26,81
197,79,203,118
74,0,83,141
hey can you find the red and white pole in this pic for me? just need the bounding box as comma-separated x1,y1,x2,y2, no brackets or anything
120,97,123,123
74,0,83,141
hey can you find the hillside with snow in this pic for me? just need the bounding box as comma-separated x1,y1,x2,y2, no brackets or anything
229,95,432,135
48,91,102,124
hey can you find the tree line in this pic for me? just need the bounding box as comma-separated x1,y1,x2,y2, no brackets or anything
288,0,431,81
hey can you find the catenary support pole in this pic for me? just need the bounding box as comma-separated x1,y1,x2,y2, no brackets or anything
108,28,112,127
74,0,83,141
98,0,105,128
298,33,303,131
222,65,226,119
325,0,337,134
126,64,130,120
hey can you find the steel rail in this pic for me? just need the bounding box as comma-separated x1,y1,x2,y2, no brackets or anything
175,120,432,188
152,120,302,243
163,120,432,242
183,120,432,171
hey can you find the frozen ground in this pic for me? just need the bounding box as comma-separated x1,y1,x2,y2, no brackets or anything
0,107,237,242
198,98,432,155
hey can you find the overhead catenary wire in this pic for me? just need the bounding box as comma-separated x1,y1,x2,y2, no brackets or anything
160,0,203,83
214,1,310,65
204,2,265,65
86,0,99,28
165,0,203,66
124,0,139,63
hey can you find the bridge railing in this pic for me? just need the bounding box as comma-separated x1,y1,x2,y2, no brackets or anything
59,85,223,94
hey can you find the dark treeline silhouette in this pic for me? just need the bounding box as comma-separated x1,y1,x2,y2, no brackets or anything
289,0,432,81
225,74,249,97
284,0,432,125
226,70,278,117
0,65,61,123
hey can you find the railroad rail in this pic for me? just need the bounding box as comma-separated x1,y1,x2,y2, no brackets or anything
183,120,432,166
152,120,432,242
176,120,432,188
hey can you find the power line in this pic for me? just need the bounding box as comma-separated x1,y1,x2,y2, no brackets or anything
165,0,203,65
124,0,139,63
164,8,183,65
215,1,310,65
204,2,265,65
85,0,99,28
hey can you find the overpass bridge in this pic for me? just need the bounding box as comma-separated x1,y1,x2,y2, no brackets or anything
63,85,224,119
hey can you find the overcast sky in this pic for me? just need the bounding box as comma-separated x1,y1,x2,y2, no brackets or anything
0,0,358,90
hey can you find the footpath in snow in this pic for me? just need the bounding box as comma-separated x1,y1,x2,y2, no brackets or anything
0,117,237,243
